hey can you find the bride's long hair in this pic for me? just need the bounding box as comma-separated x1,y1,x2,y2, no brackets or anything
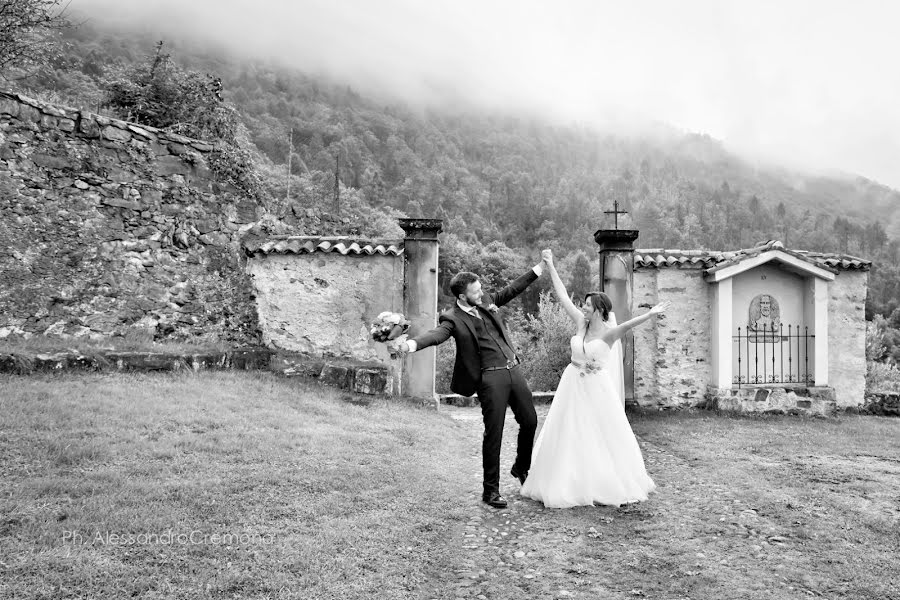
582,292,613,353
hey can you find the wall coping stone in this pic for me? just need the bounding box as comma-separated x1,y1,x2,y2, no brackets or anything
0,90,215,149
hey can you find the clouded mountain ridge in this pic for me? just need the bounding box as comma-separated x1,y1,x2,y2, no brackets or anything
36,23,900,253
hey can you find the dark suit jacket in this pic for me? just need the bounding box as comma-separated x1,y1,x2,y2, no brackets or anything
411,269,538,396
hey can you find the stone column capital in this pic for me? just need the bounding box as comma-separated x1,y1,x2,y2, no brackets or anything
400,218,443,241
593,229,639,252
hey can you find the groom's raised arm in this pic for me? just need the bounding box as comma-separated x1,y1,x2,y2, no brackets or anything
491,261,543,307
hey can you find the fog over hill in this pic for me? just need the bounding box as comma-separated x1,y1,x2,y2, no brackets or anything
74,0,900,193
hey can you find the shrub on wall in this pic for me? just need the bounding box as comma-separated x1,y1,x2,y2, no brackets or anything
104,42,266,201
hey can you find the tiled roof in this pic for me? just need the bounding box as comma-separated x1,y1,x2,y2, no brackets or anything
634,240,871,272
243,236,403,256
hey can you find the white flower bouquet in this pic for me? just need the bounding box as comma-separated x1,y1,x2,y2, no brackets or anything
370,312,410,358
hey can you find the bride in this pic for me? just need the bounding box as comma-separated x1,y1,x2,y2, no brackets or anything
519,249,669,509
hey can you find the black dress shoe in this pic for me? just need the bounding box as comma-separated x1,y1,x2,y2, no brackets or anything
481,491,508,509
510,466,528,485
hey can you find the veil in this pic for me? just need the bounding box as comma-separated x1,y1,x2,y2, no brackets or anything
606,311,626,407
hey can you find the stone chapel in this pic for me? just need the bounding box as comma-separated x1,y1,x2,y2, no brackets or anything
596,229,871,414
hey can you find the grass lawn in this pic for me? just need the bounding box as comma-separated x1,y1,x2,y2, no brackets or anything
1,372,898,599
1,372,474,599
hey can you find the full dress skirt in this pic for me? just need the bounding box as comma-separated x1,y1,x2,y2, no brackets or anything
520,337,656,508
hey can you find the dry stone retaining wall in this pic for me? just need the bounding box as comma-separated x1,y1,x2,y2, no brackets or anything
0,91,260,345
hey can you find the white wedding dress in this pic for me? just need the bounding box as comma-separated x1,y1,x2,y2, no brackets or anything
520,327,656,508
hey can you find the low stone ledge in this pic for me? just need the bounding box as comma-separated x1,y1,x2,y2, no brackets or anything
0,348,270,375
861,392,900,416
32,353,110,372
439,391,556,407
0,347,393,396
269,352,392,396
229,348,275,370
105,352,188,371
187,352,229,370
353,367,392,395
0,353,32,374
700,386,837,416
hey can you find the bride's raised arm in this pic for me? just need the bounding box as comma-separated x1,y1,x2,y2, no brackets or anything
605,301,671,342
541,249,585,326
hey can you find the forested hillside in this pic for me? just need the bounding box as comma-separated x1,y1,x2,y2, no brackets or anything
23,18,900,321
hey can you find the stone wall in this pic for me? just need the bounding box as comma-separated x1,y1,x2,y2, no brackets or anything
633,267,710,407
0,91,260,344
246,250,404,362
828,270,868,407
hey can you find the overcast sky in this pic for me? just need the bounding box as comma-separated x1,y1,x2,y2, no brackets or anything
80,0,900,189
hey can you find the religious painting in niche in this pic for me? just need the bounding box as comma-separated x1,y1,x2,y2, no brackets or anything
748,294,781,342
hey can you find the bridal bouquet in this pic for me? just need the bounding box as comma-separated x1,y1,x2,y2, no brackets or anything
370,312,410,358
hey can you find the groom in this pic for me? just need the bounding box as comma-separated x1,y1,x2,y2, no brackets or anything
398,256,546,508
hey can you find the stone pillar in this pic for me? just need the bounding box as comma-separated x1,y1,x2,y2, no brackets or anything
399,218,443,405
594,229,639,403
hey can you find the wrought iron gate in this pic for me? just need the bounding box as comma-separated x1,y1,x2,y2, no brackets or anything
733,324,814,386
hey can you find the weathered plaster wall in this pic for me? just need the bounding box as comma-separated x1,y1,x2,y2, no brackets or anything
655,268,711,406
247,252,404,362
828,271,868,407
633,267,711,407
632,270,658,405
0,91,260,344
